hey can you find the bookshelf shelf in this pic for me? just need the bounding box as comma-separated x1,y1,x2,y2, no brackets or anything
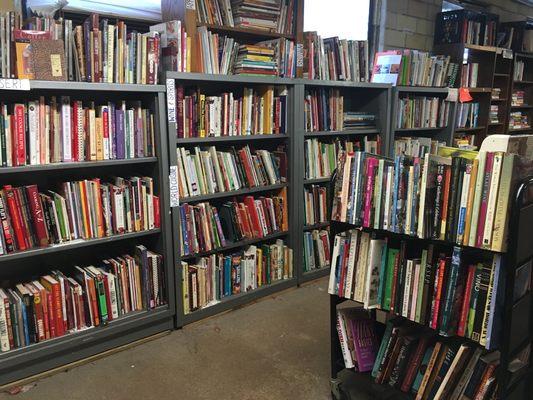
455,126,487,132
0,157,158,174
183,278,297,324
304,177,332,185
180,183,289,203
166,71,295,85
180,230,290,261
299,79,390,89
26,81,166,92
513,80,533,84
303,222,330,231
511,104,533,109
304,128,380,138
0,229,161,262
395,86,449,93
301,267,330,284
0,306,173,384
176,134,287,144
509,127,532,132
394,126,447,132
196,23,295,40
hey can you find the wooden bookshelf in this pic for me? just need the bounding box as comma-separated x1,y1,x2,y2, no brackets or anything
0,83,175,385
490,49,514,135
507,52,533,134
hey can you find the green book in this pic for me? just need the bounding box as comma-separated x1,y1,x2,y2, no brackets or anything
415,249,428,323
383,248,399,310
51,192,67,241
466,263,483,338
372,320,394,378
377,239,389,306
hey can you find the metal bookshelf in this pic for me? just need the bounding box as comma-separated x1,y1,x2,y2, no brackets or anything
296,80,391,284
329,172,533,400
0,82,176,386
167,71,300,327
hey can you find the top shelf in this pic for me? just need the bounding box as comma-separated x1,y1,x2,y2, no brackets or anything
395,86,450,93
197,23,295,40
166,71,295,86
299,79,390,89
11,80,167,93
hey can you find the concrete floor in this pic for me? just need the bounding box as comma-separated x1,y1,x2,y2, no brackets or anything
1,277,331,400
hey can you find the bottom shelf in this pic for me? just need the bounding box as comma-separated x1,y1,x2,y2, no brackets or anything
0,307,173,386
301,266,330,283
332,369,412,400
182,278,297,325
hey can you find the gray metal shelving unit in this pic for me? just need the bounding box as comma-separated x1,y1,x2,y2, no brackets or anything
390,86,456,155
0,82,176,385
296,80,392,284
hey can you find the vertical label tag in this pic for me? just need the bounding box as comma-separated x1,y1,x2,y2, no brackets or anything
166,78,176,123
296,43,304,68
169,165,179,208
445,88,458,102
185,0,196,10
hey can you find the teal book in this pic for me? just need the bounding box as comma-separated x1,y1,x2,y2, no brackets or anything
372,320,394,378
411,345,435,394
383,248,399,310
377,238,389,306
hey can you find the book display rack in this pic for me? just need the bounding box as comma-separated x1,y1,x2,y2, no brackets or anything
0,82,175,385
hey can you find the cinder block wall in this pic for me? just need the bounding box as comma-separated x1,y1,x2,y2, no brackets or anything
383,0,532,51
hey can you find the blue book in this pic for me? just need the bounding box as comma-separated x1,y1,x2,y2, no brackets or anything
179,206,190,255
224,257,232,297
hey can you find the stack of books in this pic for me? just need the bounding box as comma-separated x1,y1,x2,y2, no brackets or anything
511,90,525,107
396,97,451,129
304,88,344,132
461,63,479,87
179,190,288,255
513,61,525,81
303,229,330,272
491,88,501,101
0,177,159,255
435,10,498,46
490,105,500,124
255,38,296,78
456,102,480,128
150,20,189,73
182,239,293,314
395,50,458,87
0,246,165,352
231,0,294,34
304,185,328,226
343,112,376,130
234,44,277,76
394,137,445,158
330,148,533,252
176,145,287,198
0,98,156,167
176,86,288,138
330,238,504,348
303,32,369,82
509,112,530,130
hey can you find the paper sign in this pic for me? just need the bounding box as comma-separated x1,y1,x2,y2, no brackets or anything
296,44,303,68
502,49,513,59
459,88,473,103
169,165,179,207
166,78,176,123
446,88,458,102
0,78,30,90
185,0,196,10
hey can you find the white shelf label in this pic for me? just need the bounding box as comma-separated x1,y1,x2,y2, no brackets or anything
502,49,513,59
185,0,196,10
169,165,179,208
0,79,30,90
166,78,176,123
296,44,304,68
446,88,458,102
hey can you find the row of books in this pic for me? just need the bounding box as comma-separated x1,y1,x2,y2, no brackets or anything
456,102,480,129
176,86,288,138
0,246,165,352
196,27,295,77
182,239,293,314
337,310,501,400
150,20,189,73
330,148,533,252
0,98,156,167
0,177,159,255
391,50,458,87
513,60,525,81
304,185,328,226
303,229,330,272
176,145,287,199
303,32,369,82
489,105,499,124
394,137,445,158
196,0,295,35
396,97,451,129
509,112,530,130
511,90,526,107
330,235,503,348
461,63,479,88
305,138,380,180
435,10,498,46
304,88,343,132
178,190,288,255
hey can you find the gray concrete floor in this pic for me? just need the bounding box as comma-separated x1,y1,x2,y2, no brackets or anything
1,277,330,400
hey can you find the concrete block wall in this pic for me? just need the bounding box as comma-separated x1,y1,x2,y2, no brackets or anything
383,0,532,51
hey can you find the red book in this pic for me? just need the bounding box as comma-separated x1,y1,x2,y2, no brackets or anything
153,195,160,228
338,239,350,296
0,191,15,253
239,203,254,238
25,184,49,247
431,258,447,330
3,185,27,251
457,264,476,337
33,282,51,340
13,104,26,166
46,290,56,338
14,187,33,249
238,149,256,187
72,101,79,161
476,152,494,248
40,275,64,337
243,196,262,237
363,158,378,227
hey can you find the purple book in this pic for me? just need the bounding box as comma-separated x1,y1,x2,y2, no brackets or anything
115,109,126,159
350,318,378,372
109,102,116,159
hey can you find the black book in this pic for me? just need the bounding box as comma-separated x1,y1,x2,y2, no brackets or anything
420,244,435,325
432,164,445,239
388,335,418,388
471,263,492,343
445,157,463,242
463,352,500,398
218,203,239,243
426,344,458,399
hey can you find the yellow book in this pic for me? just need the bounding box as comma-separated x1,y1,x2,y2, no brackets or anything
88,109,97,161
95,116,103,161
186,36,192,72
256,248,263,286
491,154,515,252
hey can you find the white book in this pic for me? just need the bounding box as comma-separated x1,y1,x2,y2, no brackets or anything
374,160,385,229
328,234,342,295
176,148,190,198
61,97,72,162
405,165,414,234
417,153,430,238
383,166,394,230
402,260,413,318
410,262,421,321
364,239,385,309
354,232,370,302
343,230,359,299
483,153,503,247
0,289,10,351
336,311,355,368
28,101,39,165
457,165,472,244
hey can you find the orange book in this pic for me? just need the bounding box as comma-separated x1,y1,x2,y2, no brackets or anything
78,181,92,238
280,187,288,231
92,178,105,238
